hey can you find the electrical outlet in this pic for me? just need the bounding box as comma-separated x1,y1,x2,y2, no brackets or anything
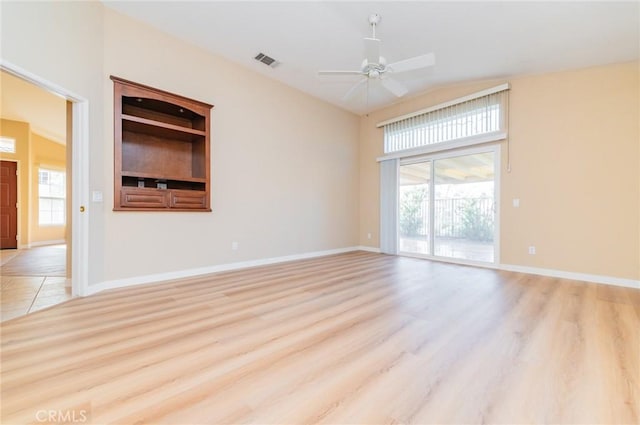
513,198,520,208
528,246,536,255
367,232,372,240
231,241,239,251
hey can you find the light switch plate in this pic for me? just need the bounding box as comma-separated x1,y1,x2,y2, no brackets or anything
92,191,103,202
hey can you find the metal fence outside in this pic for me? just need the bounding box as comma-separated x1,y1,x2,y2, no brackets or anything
401,197,495,241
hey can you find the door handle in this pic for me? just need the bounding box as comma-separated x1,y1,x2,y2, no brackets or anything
80,206,85,212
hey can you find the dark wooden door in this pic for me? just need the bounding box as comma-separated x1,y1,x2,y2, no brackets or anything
0,161,18,249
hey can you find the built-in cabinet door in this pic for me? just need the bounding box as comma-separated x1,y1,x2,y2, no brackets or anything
120,188,169,209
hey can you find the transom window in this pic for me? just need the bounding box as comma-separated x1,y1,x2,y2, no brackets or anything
0,137,16,153
380,85,509,154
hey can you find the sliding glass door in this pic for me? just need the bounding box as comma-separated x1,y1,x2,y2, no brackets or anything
433,151,495,262
398,148,497,263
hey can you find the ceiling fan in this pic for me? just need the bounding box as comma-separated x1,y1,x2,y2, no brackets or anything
318,14,435,101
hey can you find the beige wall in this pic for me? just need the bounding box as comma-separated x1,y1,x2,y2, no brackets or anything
0,119,30,247
101,8,360,280
2,2,637,285
2,2,359,284
359,61,639,280
30,133,66,244
1,0,105,283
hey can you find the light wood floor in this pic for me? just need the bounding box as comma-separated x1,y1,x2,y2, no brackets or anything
1,251,638,424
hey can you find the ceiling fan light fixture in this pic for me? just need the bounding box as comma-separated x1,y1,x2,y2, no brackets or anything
317,13,435,104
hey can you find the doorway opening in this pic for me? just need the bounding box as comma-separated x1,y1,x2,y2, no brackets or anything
0,62,89,321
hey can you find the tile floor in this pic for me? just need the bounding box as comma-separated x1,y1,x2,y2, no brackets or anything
1,247,72,322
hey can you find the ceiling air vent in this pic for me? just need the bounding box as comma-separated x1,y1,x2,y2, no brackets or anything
254,53,279,68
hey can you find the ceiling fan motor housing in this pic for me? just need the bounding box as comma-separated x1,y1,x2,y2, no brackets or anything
362,57,387,77
317,13,435,101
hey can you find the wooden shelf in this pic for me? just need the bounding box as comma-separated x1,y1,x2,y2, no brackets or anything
112,76,213,212
122,116,205,142
121,171,207,183
122,114,206,137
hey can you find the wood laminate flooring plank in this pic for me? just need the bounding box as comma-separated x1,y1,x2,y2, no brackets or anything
1,251,638,424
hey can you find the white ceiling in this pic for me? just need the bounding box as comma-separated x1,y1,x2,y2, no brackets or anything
103,1,639,115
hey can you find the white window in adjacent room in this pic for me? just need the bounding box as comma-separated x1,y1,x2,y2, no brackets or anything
38,168,66,226
0,137,16,153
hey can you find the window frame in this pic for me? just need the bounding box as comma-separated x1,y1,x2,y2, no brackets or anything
397,144,501,266
38,167,66,227
377,84,509,161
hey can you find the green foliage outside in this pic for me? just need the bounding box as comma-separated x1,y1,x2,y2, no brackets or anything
400,186,494,241
399,186,427,237
458,199,494,241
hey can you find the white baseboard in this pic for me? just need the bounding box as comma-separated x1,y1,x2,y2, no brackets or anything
28,239,66,248
86,246,639,296
356,245,381,253
401,253,639,289
87,246,364,295
499,263,640,289
365,247,638,289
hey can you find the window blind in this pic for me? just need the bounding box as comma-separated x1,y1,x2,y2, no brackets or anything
379,158,399,255
381,85,509,154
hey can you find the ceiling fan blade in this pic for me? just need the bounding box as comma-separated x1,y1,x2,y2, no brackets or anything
364,37,380,65
388,53,435,73
342,78,368,101
381,77,409,97
318,70,364,76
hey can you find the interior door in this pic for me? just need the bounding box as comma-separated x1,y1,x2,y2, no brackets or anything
0,160,18,249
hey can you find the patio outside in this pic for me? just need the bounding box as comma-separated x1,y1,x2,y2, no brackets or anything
399,153,496,263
